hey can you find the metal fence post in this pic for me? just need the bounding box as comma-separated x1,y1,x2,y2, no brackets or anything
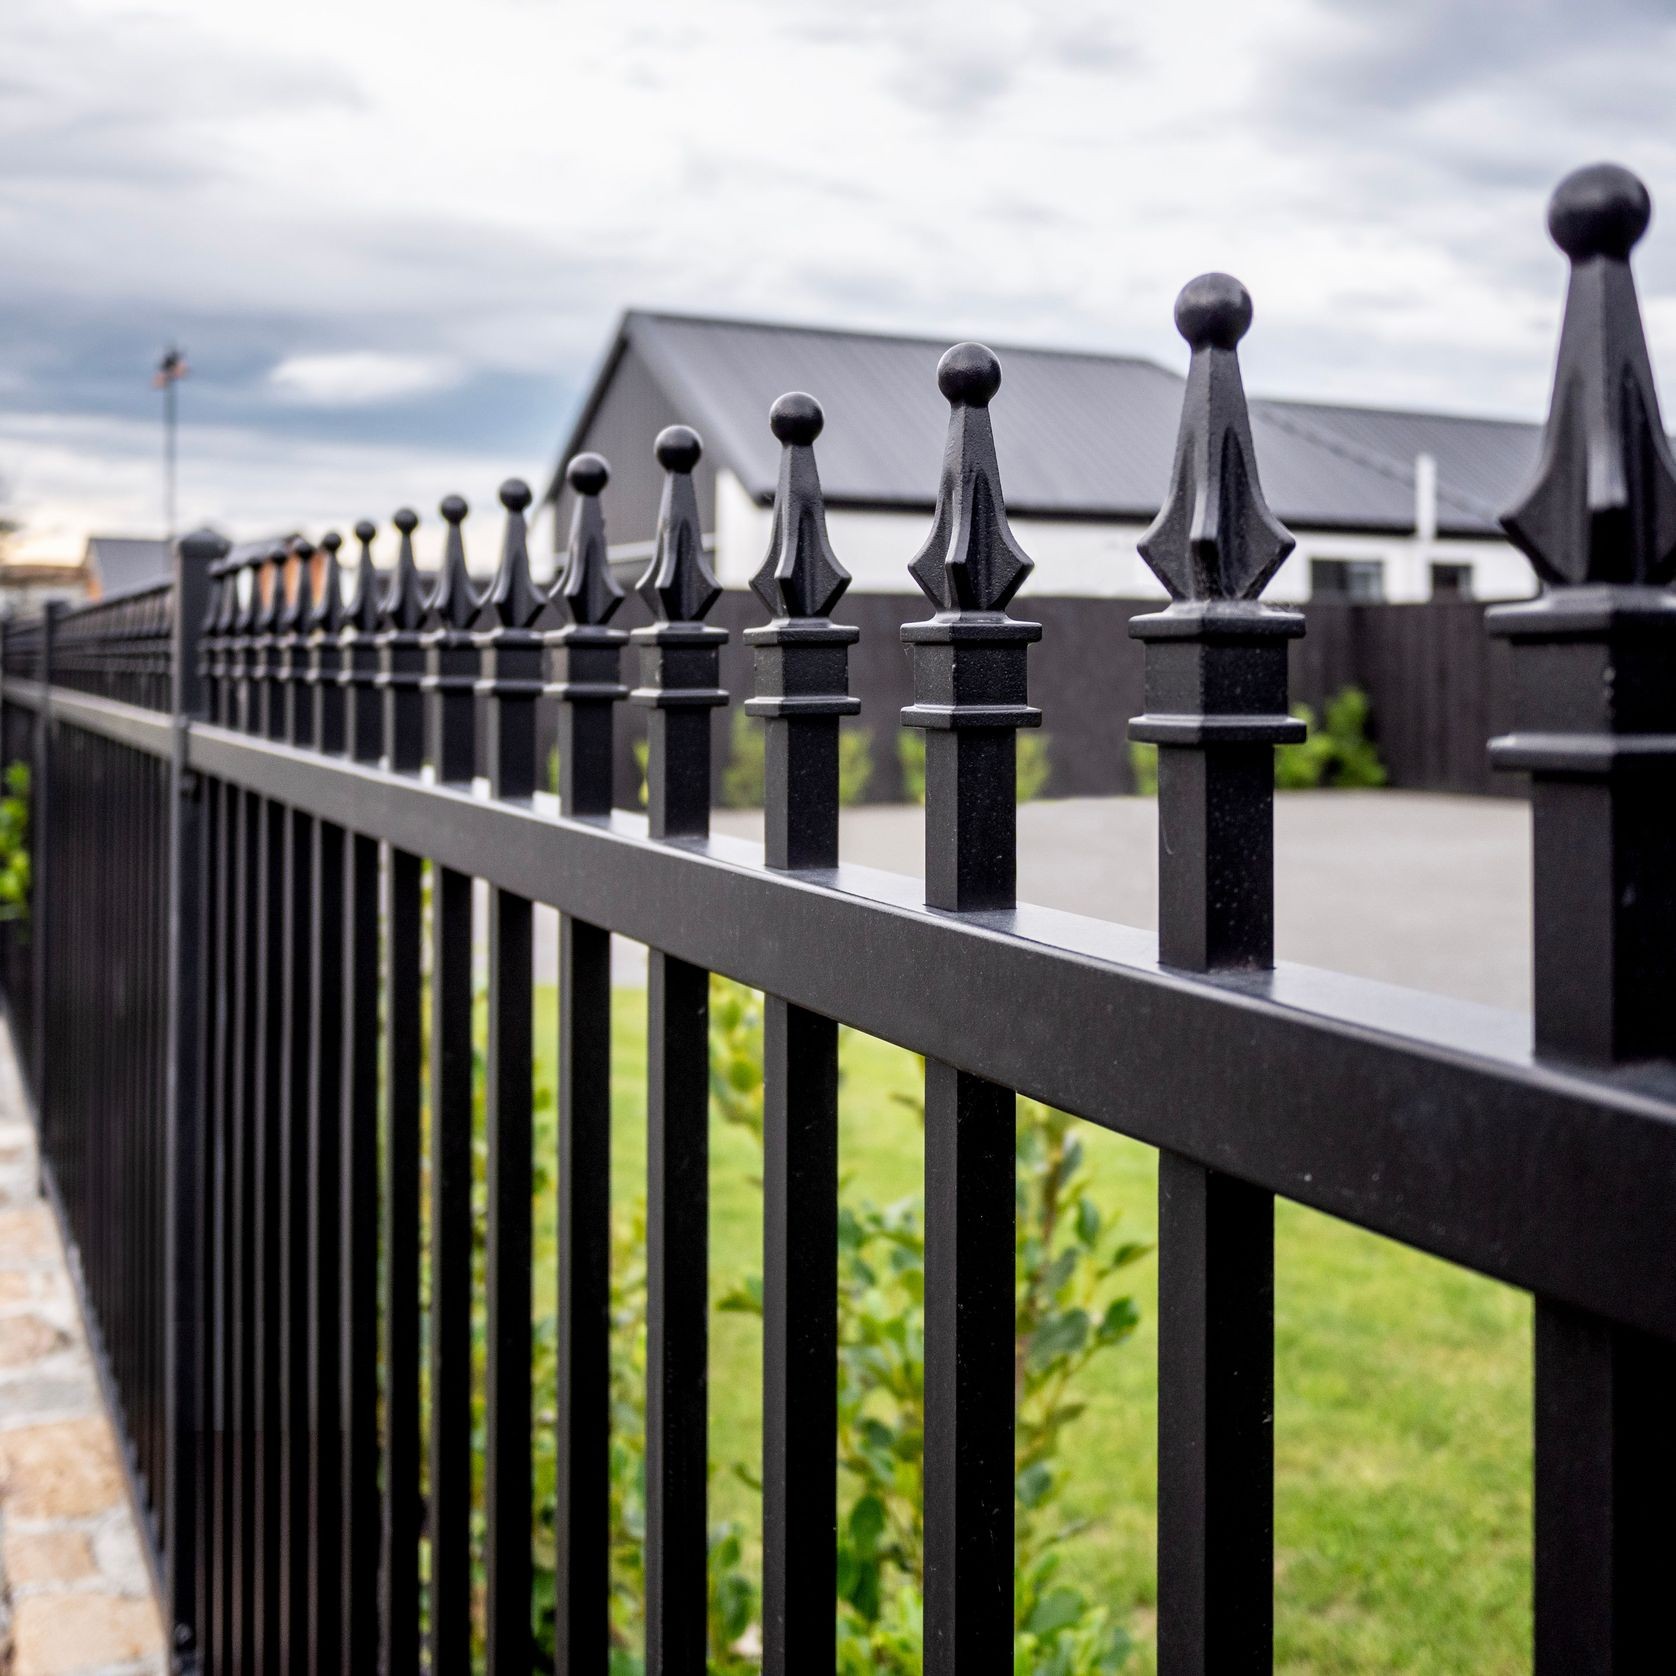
1491,163,1676,1674
30,600,61,1125
165,529,226,1672
1129,275,1302,1676
901,345,1040,1676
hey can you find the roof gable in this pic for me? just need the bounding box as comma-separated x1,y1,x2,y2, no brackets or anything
554,310,1547,539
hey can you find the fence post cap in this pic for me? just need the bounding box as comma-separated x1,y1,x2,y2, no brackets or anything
1174,272,1252,350
177,528,230,564
753,391,849,620
1549,163,1650,260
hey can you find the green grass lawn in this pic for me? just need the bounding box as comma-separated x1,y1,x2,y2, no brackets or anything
532,983,1532,1673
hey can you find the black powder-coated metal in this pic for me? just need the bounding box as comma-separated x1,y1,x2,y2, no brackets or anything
904,345,1036,1676
1130,274,1299,1675
422,495,479,1675
277,540,316,1670
337,521,384,1674
478,480,544,1671
633,426,726,1674
1490,164,1676,1676
376,511,425,1676
11,160,1676,1676
305,531,346,1675
548,452,624,1671
746,393,856,1675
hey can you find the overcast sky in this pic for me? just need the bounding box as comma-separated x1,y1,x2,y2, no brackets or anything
7,0,1676,563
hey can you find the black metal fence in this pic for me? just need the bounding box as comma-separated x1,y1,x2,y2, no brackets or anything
2,162,1675,1676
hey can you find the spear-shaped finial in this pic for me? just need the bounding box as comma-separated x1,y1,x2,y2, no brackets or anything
1502,163,1676,587
348,520,381,631
751,393,850,619
382,507,426,629
309,530,345,632
482,479,544,628
1138,274,1295,602
639,425,721,622
427,494,479,628
282,537,317,630
256,543,289,631
907,344,1033,613
555,453,624,627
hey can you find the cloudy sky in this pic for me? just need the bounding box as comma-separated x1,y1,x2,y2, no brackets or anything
6,0,1676,563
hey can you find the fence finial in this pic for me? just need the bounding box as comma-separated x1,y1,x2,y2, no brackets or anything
427,495,480,629
282,537,317,629
1138,274,1295,602
556,453,624,627
382,508,426,630
482,479,544,628
908,344,1032,613
1503,163,1676,586
639,425,720,622
344,520,379,631
310,530,346,632
752,393,850,619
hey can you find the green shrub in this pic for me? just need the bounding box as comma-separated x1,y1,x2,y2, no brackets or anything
898,730,1054,806
837,723,873,807
0,762,30,926
1128,686,1386,796
721,709,765,810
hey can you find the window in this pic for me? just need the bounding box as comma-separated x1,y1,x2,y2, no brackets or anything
1309,557,1385,602
1430,562,1472,599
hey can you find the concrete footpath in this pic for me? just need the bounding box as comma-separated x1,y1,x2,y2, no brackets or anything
0,1026,165,1676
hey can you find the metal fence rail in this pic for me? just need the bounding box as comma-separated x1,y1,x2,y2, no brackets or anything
1,162,1674,1675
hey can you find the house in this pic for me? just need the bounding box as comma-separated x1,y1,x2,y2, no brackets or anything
543,311,1542,605
84,535,172,598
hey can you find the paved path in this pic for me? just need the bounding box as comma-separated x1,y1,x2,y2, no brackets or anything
554,792,1533,1010
0,1027,165,1676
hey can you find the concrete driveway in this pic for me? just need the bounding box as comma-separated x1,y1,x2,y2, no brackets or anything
529,792,1532,1013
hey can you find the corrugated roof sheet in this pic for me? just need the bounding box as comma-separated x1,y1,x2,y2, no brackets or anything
571,311,1545,539
84,535,171,594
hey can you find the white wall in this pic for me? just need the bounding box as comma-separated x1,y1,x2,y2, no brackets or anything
711,468,1536,604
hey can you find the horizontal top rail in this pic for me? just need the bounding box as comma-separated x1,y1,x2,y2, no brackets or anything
18,670,1672,1340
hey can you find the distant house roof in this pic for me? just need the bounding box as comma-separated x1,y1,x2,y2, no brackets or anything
550,310,1544,539
84,535,171,596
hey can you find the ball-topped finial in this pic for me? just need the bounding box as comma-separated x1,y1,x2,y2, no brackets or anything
1174,273,1252,351
291,536,315,560
567,452,609,495
499,478,532,514
393,507,418,535
1549,163,1651,261
937,342,1001,408
354,518,376,543
770,391,824,446
320,529,342,554
439,494,467,525
655,424,703,474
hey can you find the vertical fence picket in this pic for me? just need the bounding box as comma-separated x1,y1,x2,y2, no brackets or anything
252,545,289,1675
306,530,348,1673
339,520,385,1673
547,451,626,1671
745,393,857,1675
1129,275,1302,1676
422,495,481,1672
377,510,426,1675
168,529,223,1669
901,346,1040,1676
194,550,231,1669
277,539,317,1669
227,548,262,1675
630,425,728,1673
477,480,544,1669
1489,164,1676,1674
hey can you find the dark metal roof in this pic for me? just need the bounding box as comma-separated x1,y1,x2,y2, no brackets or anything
84,535,171,594
551,310,1545,539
